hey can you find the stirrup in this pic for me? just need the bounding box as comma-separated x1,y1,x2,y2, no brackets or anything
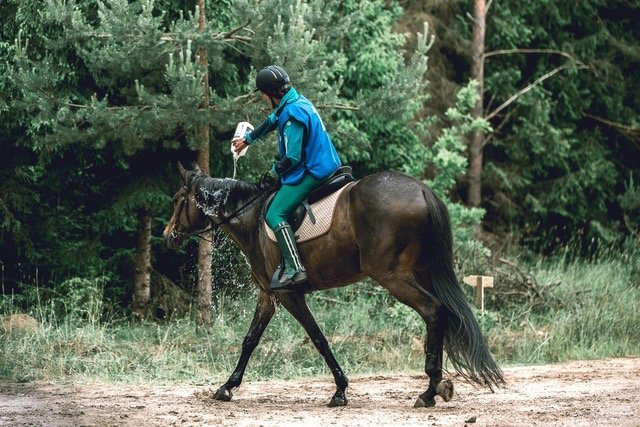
270,266,307,292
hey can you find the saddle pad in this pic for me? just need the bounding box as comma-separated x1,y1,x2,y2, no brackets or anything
265,182,356,243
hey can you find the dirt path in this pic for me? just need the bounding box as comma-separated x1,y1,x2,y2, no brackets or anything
1,358,639,426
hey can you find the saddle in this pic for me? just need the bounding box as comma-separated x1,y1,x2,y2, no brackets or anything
265,166,355,234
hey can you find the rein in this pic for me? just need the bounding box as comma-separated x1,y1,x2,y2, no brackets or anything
212,185,271,228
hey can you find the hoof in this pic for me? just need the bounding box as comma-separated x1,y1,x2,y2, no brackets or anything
328,390,348,407
436,379,454,402
413,396,436,408
212,387,233,402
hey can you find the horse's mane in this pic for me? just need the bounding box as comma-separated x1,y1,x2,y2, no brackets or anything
193,174,262,212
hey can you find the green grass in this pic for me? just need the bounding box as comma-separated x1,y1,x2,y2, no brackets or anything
482,247,640,364
1,248,639,384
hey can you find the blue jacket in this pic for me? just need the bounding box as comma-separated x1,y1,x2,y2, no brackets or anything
247,88,341,185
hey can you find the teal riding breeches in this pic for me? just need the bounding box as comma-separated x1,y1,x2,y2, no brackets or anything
265,174,323,230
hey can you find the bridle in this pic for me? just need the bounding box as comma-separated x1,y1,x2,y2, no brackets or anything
169,177,213,243
170,175,273,243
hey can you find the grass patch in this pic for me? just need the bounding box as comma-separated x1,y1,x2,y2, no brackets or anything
2,248,639,384
483,247,640,364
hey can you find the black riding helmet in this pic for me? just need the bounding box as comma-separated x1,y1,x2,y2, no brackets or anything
255,65,290,96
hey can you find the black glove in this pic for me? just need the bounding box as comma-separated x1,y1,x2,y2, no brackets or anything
259,169,279,190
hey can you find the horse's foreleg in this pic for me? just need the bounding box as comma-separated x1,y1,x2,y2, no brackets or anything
278,293,349,407
213,289,276,402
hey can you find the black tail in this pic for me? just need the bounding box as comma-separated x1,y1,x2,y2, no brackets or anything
421,188,504,389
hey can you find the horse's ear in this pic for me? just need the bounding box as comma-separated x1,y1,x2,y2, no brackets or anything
178,162,188,183
193,163,203,175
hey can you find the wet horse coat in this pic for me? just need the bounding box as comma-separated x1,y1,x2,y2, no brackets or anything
163,164,503,407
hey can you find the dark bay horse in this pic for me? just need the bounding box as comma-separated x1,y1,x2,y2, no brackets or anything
163,163,504,407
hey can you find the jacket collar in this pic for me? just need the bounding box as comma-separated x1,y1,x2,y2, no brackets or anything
275,87,299,115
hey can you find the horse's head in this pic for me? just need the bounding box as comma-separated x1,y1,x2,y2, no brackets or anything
162,163,211,249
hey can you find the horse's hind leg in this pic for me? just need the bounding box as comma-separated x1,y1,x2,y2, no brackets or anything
277,293,349,407
213,290,276,401
417,301,454,408
380,276,453,408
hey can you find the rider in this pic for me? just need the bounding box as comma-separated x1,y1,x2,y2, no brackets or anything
232,65,342,292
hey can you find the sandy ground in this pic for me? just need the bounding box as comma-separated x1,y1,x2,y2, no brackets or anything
1,358,639,426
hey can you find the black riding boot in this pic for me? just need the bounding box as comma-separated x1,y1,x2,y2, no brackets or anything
271,222,307,292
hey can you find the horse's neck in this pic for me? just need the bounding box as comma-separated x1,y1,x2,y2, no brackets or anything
196,176,259,212
197,176,264,254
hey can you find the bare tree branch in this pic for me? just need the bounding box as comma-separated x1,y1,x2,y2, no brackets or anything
584,113,640,149
482,109,514,148
484,48,583,64
316,103,360,111
485,62,585,121
584,113,640,136
67,102,152,111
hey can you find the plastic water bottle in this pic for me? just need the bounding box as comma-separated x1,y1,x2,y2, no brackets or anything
231,121,254,160
231,122,253,179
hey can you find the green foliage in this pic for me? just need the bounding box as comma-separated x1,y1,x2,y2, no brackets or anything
427,80,490,194
226,0,433,181
425,80,489,244
485,86,620,252
471,0,640,250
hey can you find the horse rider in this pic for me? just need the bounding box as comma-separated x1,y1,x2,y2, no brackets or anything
232,65,342,292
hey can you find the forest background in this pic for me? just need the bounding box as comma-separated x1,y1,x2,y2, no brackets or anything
1,0,639,382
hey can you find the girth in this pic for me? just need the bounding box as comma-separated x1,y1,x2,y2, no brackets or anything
265,166,354,232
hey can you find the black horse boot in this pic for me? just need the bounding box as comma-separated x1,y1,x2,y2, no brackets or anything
271,221,307,292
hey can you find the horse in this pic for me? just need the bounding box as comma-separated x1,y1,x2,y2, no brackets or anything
162,163,504,408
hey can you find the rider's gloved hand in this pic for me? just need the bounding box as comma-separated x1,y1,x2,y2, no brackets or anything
259,169,279,190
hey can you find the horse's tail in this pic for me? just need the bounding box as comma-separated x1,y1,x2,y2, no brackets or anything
421,188,504,389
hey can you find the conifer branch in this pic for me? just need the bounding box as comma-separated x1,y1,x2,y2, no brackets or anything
214,20,252,41
159,23,253,44
66,102,152,112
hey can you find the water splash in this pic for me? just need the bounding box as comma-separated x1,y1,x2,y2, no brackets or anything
196,181,231,218
232,156,239,180
191,178,254,291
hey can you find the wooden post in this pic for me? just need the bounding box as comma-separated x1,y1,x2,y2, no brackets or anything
463,275,494,314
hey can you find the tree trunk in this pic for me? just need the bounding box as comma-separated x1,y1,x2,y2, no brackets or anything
195,0,212,329
467,0,486,208
132,211,152,320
